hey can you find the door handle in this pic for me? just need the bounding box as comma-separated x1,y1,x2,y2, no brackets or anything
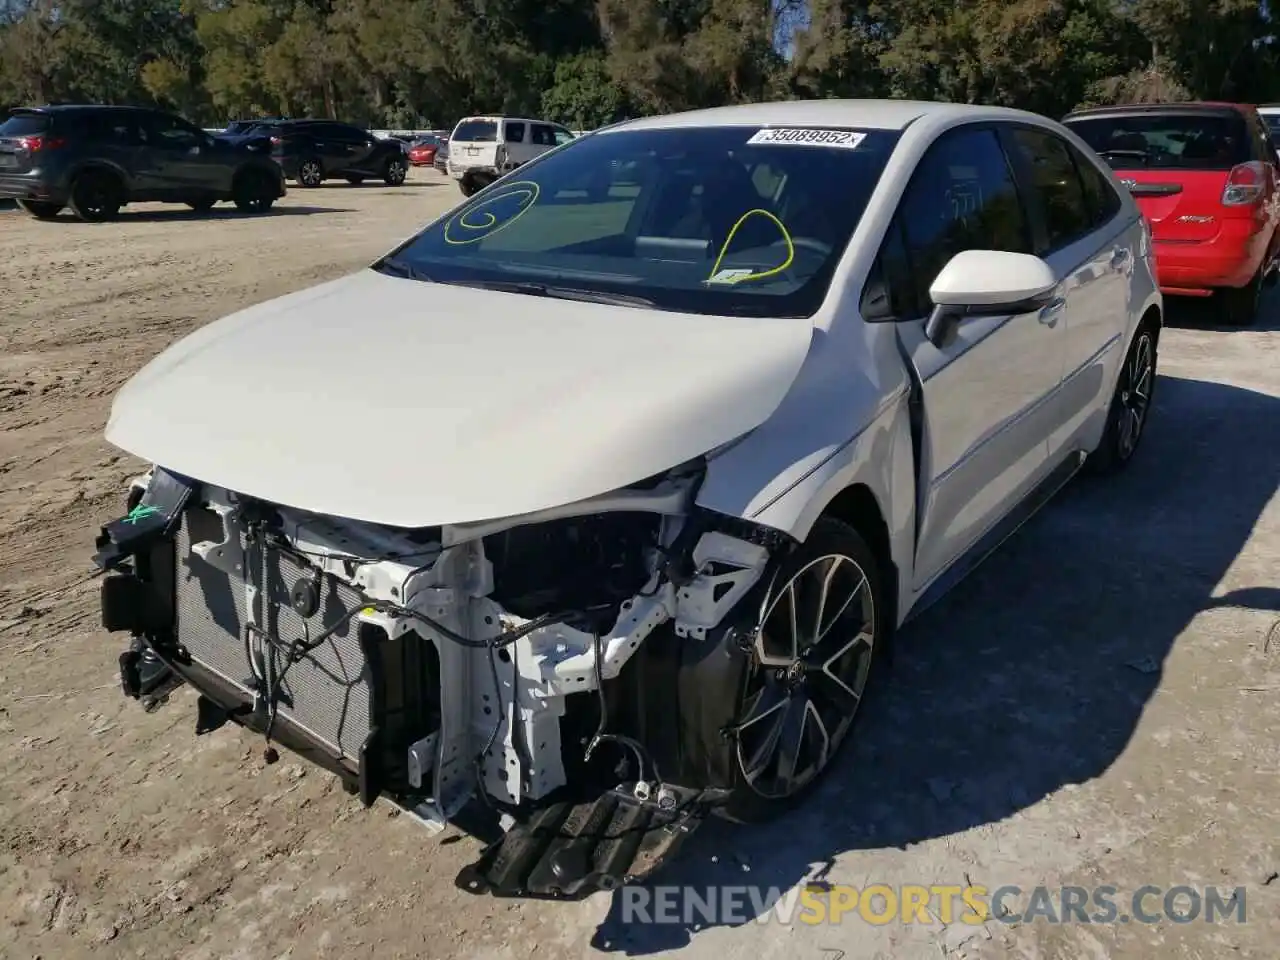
1038,297,1066,326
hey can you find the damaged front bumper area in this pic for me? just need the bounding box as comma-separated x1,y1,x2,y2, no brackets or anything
92,465,788,897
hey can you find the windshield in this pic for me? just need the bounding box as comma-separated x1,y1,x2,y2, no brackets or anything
1264,114,1280,138
1065,112,1250,171
452,119,498,143
378,125,900,318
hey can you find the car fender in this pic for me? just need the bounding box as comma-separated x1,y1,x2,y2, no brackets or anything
695,323,919,621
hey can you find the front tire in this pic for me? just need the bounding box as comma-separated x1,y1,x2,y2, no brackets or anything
233,170,277,213
68,171,123,222
1087,323,1157,475
296,158,323,188
716,517,886,824
383,156,408,186
17,199,62,219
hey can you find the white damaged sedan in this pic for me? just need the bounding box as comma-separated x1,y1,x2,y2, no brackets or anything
92,99,1161,897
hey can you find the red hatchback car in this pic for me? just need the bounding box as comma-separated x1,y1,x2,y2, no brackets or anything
1064,102,1280,325
407,136,440,167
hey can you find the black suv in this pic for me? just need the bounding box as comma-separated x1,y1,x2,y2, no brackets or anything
0,105,286,222
260,119,409,187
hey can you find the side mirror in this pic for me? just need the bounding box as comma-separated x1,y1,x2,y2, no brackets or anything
924,249,1058,347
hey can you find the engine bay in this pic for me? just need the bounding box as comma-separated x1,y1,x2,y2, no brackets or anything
93,463,785,896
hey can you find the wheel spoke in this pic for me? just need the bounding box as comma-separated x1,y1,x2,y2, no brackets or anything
740,689,790,782
785,580,800,660
738,681,788,733
813,630,872,714
772,697,809,790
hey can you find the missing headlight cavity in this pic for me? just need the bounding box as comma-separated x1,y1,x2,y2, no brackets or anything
484,512,660,625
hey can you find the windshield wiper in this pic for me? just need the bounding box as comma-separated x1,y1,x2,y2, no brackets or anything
372,257,434,282
455,279,655,308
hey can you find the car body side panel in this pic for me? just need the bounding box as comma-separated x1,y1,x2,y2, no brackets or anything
695,321,919,623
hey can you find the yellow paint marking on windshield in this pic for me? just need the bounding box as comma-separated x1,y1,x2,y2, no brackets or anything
444,180,541,245
707,208,795,284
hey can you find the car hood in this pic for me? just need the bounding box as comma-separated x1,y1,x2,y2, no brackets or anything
105,270,815,527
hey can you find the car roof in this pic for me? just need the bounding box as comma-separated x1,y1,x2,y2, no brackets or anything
607,99,1050,134
454,116,561,125
12,104,151,114
1065,101,1258,120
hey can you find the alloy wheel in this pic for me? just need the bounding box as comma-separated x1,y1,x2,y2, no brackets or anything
386,159,407,185
734,554,876,800
299,161,322,187
1117,331,1154,459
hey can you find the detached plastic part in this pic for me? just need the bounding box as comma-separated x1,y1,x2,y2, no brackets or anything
455,783,720,898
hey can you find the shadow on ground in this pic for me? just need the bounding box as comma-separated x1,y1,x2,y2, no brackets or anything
321,179,446,189
590,370,1280,955
1162,282,1280,333
14,204,353,223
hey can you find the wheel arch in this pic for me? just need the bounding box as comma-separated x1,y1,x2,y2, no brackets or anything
69,160,130,192
231,161,275,193
818,483,899,634
721,392,918,629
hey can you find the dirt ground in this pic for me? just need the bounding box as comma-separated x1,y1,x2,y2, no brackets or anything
1,172,1277,960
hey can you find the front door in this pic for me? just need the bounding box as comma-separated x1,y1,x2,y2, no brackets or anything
877,124,1067,589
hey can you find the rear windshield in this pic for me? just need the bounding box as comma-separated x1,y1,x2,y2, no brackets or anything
1065,112,1250,171
378,125,900,318
452,119,498,143
0,113,51,137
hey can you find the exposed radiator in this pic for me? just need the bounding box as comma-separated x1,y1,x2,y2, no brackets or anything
173,511,374,762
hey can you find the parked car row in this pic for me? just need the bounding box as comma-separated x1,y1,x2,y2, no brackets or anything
3,98,1275,326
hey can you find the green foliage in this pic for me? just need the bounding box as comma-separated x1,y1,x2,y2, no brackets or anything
0,0,1278,126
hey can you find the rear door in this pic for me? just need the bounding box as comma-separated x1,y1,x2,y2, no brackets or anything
1005,125,1133,461
1063,108,1252,244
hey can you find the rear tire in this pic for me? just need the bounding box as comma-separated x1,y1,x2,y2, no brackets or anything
1086,322,1157,475
17,199,62,219
1221,271,1261,326
68,171,123,222
233,170,276,213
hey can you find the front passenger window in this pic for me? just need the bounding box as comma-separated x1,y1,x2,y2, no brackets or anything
895,127,1031,317
1010,128,1093,251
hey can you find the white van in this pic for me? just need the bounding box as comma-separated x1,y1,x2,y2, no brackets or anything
446,116,576,195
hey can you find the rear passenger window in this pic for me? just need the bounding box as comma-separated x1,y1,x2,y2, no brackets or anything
892,126,1031,317
1010,128,1093,251
1071,148,1122,227
531,125,556,146
504,122,526,143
